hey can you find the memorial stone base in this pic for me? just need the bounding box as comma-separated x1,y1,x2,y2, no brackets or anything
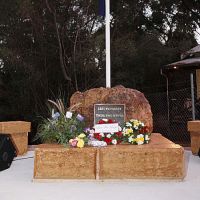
33,133,185,180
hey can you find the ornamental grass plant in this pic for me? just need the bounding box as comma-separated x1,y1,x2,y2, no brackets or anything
36,99,85,146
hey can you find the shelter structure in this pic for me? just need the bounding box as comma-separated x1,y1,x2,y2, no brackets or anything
161,44,200,121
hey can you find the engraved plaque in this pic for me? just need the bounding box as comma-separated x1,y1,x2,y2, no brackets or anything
94,104,125,126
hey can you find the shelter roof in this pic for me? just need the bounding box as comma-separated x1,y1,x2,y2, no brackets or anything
162,58,200,73
162,44,200,73
181,44,200,59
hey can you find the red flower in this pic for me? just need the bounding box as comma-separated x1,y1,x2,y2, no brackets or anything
139,126,149,134
95,119,123,145
115,132,122,137
94,133,102,140
104,137,112,144
98,120,105,124
117,139,122,144
108,119,114,123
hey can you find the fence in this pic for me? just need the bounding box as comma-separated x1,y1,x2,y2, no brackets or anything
146,87,194,146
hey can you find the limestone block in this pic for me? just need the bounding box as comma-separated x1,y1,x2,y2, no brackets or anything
99,134,185,180
33,134,185,180
34,144,97,179
188,120,200,154
0,121,31,155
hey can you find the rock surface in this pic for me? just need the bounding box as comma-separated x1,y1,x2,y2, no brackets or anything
70,85,153,131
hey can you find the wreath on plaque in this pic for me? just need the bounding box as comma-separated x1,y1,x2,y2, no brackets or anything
122,119,151,145
93,119,123,145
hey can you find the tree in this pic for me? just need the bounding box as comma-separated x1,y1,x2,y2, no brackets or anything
0,0,200,123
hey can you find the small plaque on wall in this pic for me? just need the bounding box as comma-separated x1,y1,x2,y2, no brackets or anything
94,104,125,126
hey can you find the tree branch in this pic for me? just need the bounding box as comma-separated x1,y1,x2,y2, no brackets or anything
45,0,71,81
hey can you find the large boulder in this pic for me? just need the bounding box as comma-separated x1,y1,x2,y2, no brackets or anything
70,85,153,131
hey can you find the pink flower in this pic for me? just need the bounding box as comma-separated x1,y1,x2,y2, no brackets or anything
69,139,78,147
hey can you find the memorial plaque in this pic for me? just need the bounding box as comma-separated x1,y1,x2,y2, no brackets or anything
94,104,125,125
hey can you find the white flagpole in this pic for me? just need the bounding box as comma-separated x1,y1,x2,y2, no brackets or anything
105,0,111,88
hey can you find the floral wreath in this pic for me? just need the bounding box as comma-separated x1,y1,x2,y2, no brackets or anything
94,119,123,145
122,119,151,145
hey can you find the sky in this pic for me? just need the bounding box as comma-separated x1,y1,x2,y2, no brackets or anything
195,28,200,44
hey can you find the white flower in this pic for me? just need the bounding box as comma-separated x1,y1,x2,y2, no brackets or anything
145,134,150,141
102,118,108,122
110,132,114,135
112,139,117,145
89,133,94,139
106,134,111,138
137,141,143,145
128,136,133,143
126,122,132,127
137,134,144,145
90,129,95,134
141,122,144,127
66,111,73,119
138,134,144,137
118,126,122,131
100,133,105,137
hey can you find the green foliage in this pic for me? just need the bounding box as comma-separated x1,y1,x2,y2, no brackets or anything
35,99,85,145
36,113,85,145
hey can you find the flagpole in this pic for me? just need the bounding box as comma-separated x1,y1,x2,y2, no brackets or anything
105,0,111,88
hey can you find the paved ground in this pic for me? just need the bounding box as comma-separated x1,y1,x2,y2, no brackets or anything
0,150,199,200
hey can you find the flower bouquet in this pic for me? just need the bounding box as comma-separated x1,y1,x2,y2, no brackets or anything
69,133,88,148
36,99,86,147
93,119,123,145
122,119,151,145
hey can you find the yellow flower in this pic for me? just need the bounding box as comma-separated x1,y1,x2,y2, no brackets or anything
78,133,86,139
136,134,144,145
136,137,144,142
126,128,133,135
133,120,140,127
77,139,85,148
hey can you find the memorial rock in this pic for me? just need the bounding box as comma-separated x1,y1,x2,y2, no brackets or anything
70,85,153,131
